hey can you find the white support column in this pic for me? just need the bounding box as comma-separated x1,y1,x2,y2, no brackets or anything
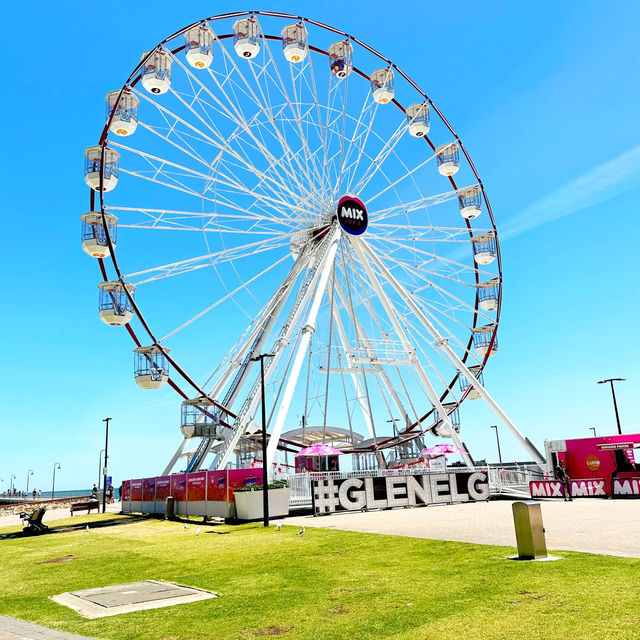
350,238,473,467
162,438,188,476
266,227,342,472
361,239,545,467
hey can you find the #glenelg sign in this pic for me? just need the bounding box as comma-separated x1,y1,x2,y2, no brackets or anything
312,472,489,514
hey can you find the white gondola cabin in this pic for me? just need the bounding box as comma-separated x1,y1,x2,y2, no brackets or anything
181,397,219,438
98,281,134,326
406,103,430,137
458,365,484,400
233,18,260,58
435,143,460,176
134,345,170,389
477,278,500,311
432,402,460,438
282,23,308,63
472,325,498,358
105,89,139,137
185,25,213,69
84,146,120,192
140,50,172,94
328,40,353,78
81,211,118,258
370,68,394,104
457,185,482,219
471,231,496,265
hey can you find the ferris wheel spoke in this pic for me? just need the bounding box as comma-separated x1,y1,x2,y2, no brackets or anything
123,235,290,285
368,190,459,222
107,206,295,231
350,116,409,196
132,86,303,210
205,26,324,207
258,36,332,209
363,150,439,206
158,252,292,343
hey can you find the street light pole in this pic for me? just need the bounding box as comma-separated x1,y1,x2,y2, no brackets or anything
98,449,106,491
490,425,502,464
102,418,111,514
597,378,625,435
26,469,33,496
589,427,597,437
52,463,61,499
251,354,274,527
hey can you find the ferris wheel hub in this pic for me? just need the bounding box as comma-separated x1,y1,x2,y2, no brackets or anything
337,195,368,236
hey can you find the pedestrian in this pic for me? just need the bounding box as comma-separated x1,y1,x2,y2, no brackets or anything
92,483,99,494
107,484,114,504
555,464,572,501
38,489,42,498
32,489,36,499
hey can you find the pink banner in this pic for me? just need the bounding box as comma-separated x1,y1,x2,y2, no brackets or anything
122,480,131,501
228,468,261,501
155,476,171,501
170,474,186,501
187,472,207,501
530,480,565,498
142,478,156,501
130,479,143,501
207,471,227,502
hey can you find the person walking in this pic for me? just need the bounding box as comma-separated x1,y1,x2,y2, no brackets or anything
555,464,572,501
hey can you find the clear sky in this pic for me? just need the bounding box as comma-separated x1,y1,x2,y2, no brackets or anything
1,0,639,492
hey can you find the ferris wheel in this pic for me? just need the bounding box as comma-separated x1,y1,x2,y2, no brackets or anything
83,11,545,474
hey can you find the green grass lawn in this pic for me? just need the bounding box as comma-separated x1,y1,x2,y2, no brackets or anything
0,513,639,640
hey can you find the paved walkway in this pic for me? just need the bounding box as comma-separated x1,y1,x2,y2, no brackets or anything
0,616,96,639
286,498,640,558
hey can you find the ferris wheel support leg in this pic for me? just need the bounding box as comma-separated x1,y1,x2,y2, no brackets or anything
266,228,342,476
350,238,474,467
162,438,189,476
329,281,376,441
361,240,546,468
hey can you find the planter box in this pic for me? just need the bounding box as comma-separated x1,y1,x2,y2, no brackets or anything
234,487,291,521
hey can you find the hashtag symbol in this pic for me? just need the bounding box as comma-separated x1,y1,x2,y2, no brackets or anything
313,479,340,514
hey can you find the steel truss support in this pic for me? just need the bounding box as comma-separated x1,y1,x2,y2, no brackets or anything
214,225,342,472
360,239,545,467
266,226,342,473
350,238,474,467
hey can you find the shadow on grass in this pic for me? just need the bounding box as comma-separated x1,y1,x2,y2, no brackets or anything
0,515,148,540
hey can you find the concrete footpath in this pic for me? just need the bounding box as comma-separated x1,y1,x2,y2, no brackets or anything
0,502,123,528
0,615,97,639
286,498,640,558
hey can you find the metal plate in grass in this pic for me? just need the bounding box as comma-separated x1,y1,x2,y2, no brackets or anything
51,580,218,618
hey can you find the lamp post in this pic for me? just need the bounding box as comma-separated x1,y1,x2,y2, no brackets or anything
250,353,274,527
102,418,111,514
98,449,106,490
26,469,33,497
589,427,597,437
597,378,625,435
490,425,502,464
51,463,61,499
9,474,16,496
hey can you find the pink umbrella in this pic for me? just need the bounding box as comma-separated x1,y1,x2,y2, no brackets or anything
295,443,344,457
420,443,467,457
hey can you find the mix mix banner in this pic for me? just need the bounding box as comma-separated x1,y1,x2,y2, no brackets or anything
312,472,489,514
530,477,640,498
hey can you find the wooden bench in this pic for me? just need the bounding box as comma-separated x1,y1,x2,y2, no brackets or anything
70,499,99,516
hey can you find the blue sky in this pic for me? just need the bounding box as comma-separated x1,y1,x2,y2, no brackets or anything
1,1,639,492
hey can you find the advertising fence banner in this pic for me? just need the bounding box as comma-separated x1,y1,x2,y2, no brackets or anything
612,477,640,496
312,471,489,514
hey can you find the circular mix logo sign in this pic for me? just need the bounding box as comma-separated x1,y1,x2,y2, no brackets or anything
337,195,368,235
586,454,601,472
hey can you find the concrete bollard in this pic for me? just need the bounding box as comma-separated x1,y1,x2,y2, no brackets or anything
165,496,175,520
512,500,548,559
